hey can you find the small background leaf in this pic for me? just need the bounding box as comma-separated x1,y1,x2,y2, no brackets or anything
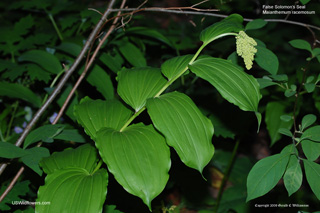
0,141,27,158
21,147,50,175
118,41,146,67
301,126,320,142
18,50,62,74
301,114,317,131
245,19,267,31
289,39,312,53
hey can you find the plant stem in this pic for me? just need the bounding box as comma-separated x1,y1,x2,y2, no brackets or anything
213,139,240,213
120,107,146,132
42,69,65,104
48,13,64,41
91,160,103,175
6,101,19,139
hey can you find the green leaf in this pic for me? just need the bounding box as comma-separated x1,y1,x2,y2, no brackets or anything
74,97,133,139
256,78,277,89
117,67,167,112
245,19,267,31
301,114,317,131
265,102,293,146
96,124,170,210
86,65,114,100
300,0,311,5
246,153,290,201
0,141,27,158
255,45,279,75
283,154,302,196
279,128,293,137
14,15,34,36
305,83,315,93
209,115,235,139
53,129,86,143
21,147,50,175
189,57,261,113
18,50,62,74
99,52,123,73
301,126,320,142
0,82,41,107
40,144,98,174
303,159,320,200
301,140,320,161
27,64,52,83
118,42,146,67
24,124,65,148
0,181,30,211
200,14,243,46
161,55,193,81
289,39,312,53
125,27,173,47
280,115,293,122
147,91,214,173
56,42,81,57
36,168,108,213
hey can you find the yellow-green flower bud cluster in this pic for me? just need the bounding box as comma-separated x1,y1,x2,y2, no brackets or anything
236,31,257,70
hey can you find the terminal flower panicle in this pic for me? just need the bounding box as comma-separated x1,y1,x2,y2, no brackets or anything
236,31,257,70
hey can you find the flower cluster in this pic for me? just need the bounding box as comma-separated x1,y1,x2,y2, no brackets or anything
236,31,257,70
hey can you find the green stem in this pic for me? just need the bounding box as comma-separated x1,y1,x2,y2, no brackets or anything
91,160,103,175
120,107,146,132
48,13,63,41
76,19,86,35
42,70,65,104
6,101,19,139
214,140,240,213
10,51,15,63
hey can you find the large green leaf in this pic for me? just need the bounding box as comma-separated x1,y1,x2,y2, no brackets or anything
36,168,108,213
283,154,302,196
40,144,98,174
146,91,214,173
118,42,146,67
96,124,170,210
303,159,320,200
189,57,261,113
18,50,62,74
74,97,133,139
117,67,167,112
0,82,41,107
265,102,293,146
161,55,193,81
86,65,114,100
200,14,243,46
301,139,320,161
246,152,290,201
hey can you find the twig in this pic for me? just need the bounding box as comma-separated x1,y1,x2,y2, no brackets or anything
109,8,320,31
53,0,127,124
0,167,25,202
0,0,117,178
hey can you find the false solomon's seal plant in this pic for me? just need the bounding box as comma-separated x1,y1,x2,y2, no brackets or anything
36,14,261,212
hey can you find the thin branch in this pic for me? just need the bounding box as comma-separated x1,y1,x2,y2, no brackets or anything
0,167,24,202
109,8,320,31
53,0,126,124
0,0,117,176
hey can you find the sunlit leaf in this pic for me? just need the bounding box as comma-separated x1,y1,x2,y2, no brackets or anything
74,97,133,139
40,144,98,174
147,91,214,173
303,159,320,200
246,152,290,201
161,55,193,81
200,14,243,46
189,57,261,113
18,50,62,74
0,82,41,107
283,154,302,196
36,168,108,213
117,67,167,112
96,124,170,210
